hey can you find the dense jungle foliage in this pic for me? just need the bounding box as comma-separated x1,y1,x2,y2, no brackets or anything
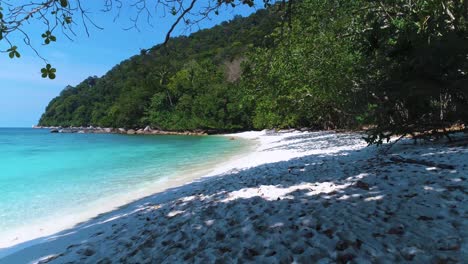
39,0,468,143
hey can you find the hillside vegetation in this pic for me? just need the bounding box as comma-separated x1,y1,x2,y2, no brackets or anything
39,0,468,143
39,9,279,131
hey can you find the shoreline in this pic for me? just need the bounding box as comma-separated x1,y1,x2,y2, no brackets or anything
0,133,257,259
1,130,466,263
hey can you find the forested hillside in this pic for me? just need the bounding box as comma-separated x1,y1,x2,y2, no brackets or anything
39,0,468,142
39,9,279,131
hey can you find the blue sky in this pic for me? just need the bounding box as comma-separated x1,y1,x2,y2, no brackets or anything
0,1,257,127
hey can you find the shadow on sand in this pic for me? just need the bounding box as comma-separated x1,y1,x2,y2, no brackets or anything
1,134,466,263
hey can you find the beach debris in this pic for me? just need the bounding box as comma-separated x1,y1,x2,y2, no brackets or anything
390,155,455,170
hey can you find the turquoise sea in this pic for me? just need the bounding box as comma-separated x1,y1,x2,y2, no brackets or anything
0,128,248,240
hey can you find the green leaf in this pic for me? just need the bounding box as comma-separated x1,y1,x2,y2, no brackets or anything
40,64,57,79
8,52,14,58
60,0,68,8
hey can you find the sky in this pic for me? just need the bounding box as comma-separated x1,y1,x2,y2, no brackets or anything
0,1,258,127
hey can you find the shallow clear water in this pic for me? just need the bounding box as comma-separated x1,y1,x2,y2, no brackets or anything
0,128,247,234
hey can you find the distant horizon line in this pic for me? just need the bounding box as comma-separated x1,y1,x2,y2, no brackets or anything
0,126,33,128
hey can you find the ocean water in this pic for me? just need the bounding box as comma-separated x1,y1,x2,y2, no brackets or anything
0,128,248,238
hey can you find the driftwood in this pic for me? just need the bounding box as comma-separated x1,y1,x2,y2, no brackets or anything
390,155,455,170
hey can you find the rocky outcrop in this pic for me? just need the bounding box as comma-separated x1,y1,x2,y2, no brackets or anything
34,126,209,136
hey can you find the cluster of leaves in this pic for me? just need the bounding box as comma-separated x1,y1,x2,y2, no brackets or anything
358,0,468,144
0,0,71,78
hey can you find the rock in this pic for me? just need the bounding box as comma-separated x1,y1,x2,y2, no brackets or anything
436,237,461,251
355,180,370,190
215,231,225,241
77,247,95,256
243,247,260,259
136,129,144,134
144,126,152,132
118,128,126,134
335,240,349,251
292,245,305,254
127,129,136,135
97,258,112,264
336,253,355,264
263,129,277,135
316,258,333,264
323,228,334,238
50,129,59,133
387,225,405,235
400,246,420,261
104,128,113,133
417,215,434,221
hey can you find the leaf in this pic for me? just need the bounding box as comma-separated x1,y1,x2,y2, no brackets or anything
8,52,14,59
60,0,68,8
41,64,57,79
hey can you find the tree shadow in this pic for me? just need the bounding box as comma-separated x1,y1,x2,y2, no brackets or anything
0,134,466,264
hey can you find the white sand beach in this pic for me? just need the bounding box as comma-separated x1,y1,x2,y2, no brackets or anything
0,130,466,263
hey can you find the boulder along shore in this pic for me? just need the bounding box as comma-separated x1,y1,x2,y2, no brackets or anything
33,125,210,136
